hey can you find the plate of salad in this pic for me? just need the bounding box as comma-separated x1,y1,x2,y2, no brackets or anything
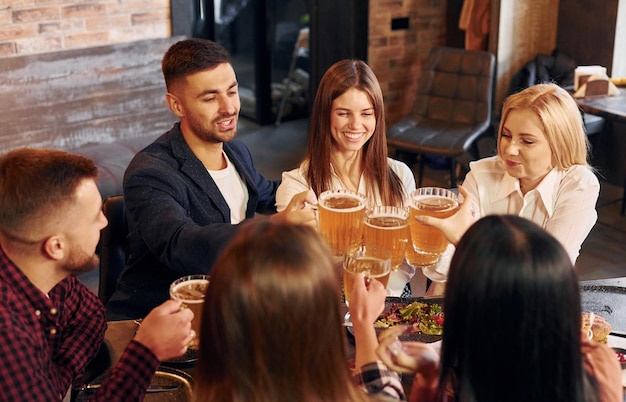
346,297,444,343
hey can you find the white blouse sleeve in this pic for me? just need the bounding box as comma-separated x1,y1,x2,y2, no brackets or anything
422,243,455,283
388,158,416,207
275,166,311,212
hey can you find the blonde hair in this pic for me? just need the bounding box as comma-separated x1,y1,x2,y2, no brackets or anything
497,83,591,169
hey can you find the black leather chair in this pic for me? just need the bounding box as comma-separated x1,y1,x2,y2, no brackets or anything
387,47,496,188
99,195,127,305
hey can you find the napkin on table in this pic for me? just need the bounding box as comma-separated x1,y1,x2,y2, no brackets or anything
574,73,621,98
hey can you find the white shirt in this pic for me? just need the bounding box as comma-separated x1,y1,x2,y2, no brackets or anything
424,156,599,282
207,152,248,224
275,157,416,211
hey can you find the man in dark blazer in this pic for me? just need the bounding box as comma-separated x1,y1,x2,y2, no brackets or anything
107,38,316,320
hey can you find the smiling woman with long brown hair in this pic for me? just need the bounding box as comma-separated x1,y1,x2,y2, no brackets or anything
275,59,415,210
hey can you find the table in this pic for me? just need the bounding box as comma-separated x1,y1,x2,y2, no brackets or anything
75,320,195,402
575,89,626,214
104,320,137,364
575,89,626,122
583,278,626,401
580,277,626,288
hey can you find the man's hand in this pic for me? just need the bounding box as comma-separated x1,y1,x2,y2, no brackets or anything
272,189,317,227
133,300,194,361
416,185,478,245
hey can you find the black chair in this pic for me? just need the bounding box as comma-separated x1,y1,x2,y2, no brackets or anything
387,47,496,188
99,195,127,305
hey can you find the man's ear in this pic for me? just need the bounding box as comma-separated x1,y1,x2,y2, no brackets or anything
42,235,66,262
166,92,185,117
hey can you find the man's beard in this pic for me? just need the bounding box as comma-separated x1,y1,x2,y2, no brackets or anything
187,113,237,144
64,246,100,276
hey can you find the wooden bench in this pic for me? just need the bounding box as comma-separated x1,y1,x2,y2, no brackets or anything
0,37,183,198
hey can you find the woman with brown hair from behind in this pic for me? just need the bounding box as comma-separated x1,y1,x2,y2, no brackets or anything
194,217,406,402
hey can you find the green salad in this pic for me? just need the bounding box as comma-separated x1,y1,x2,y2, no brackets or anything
375,301,444,335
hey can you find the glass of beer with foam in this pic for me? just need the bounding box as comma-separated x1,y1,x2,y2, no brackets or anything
169,274,210,349
343,243,391,306
408,187,459,267
317,189,367,256
363,206,409,271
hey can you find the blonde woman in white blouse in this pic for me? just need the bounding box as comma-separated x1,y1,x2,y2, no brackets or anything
420,83,599,284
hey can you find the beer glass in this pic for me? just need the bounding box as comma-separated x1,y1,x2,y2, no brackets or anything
363,206,409,271
169,274,210,349
343,243,391,306
405,229,438,267
317,189,367,255
408,187,459,267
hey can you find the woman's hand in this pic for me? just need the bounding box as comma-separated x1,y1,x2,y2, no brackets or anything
376,325,441,376
348,272,387,327
349,272,387,368
272,189,317,227
415,185,478,245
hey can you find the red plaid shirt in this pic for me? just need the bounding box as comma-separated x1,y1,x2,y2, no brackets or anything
0,246,159,401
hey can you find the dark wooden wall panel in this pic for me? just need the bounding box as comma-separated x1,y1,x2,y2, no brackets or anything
309,0,368,103
557,0,618,74
0,37,181,153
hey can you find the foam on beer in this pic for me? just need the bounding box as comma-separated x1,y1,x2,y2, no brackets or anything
321,194,363,211
171,279,208,303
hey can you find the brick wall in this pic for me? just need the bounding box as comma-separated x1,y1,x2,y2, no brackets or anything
0,0,446,127
0,0,170,57
368,0,446,125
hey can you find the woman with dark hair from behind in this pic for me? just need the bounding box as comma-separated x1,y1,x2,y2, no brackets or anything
194,218,406,402
376,215,622,402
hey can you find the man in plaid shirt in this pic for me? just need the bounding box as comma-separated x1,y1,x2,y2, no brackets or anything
0,148,195,401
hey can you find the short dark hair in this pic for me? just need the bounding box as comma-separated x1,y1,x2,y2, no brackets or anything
438,215,596,402
161,38,231,91
0,148,98,239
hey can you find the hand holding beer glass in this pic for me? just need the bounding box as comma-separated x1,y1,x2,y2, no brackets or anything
408,187,459,267
363,206,409,271
343,243,391,306
169,274,210,349
317,189,367,256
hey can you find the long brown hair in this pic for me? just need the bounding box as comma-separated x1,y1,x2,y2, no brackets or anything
194,218,374,402
305,59,405,206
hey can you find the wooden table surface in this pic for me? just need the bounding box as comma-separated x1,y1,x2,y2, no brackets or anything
575,89,626,122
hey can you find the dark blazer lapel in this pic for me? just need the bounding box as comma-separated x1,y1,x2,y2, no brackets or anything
170,130,231,220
